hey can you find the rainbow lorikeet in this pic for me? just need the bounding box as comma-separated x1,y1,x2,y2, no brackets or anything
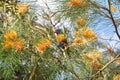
55,29,67,49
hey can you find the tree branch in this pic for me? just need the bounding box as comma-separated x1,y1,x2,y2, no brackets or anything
90,54,120,78
29,63,38,80
108,0,120,40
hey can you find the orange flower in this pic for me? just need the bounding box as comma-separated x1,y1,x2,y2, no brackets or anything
68,0,81,6
74,27,97,40
44,39,52,47
74,31,80,37
116,59,120,65
35,38,51,52
113,74,120,80
72,37,87,46
83,49,102,61
83,51,103,72
2,40,14,49
4,30,17,40
36,44,47,52
73,37,84,43
76,18,86,26
15,39,24,50
16,3,29,13
91,61,102,72
80,27,97,39
110,56,120,65
68,0,87,7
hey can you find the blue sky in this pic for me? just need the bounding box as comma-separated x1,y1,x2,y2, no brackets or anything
91,0,120,49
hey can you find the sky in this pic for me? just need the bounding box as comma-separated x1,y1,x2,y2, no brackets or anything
92,0,120,49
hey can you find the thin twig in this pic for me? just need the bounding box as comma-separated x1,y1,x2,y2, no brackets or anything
29,62,38,80
90,54,120,78
29,56,42,80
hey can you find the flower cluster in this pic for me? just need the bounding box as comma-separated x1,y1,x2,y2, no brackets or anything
83,49,102,61
73,27,97,46
91,60,103,72
35,38,51,52
80,27,97,39
16,3,30,13
82,49,103,72
74,27,98,39
110,56,120,65
72,37,87,46
113,74,120,80
2,30,24,50
68,0,87,7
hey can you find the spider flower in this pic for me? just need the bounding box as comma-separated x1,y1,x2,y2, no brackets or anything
15,39,24,50
113,74,120,80
2,40,14,49
35,38,51,52
68,0,87,7
74,31,80,37
83,49,102,61
91,61,102,72
4,30,17,40
72,37,87,46
80,27,97,39
16,3,29,13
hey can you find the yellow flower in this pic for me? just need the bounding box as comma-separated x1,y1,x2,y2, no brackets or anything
83,50,103,72
116,59,120,65
91,61,102,72
73,27,97,46
76,18,86,26
4,30,17,40
74,27,97,40
74,37,84,43
2,40,14,49
74,31,80,37
109,56,120,65
113,74,120,80
72,37,87,46
83,49,102,61
80,27,97,39
16,3,29,13
35,38,51,52
110,5,116,12
15,39,24,50
35,43,46,52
